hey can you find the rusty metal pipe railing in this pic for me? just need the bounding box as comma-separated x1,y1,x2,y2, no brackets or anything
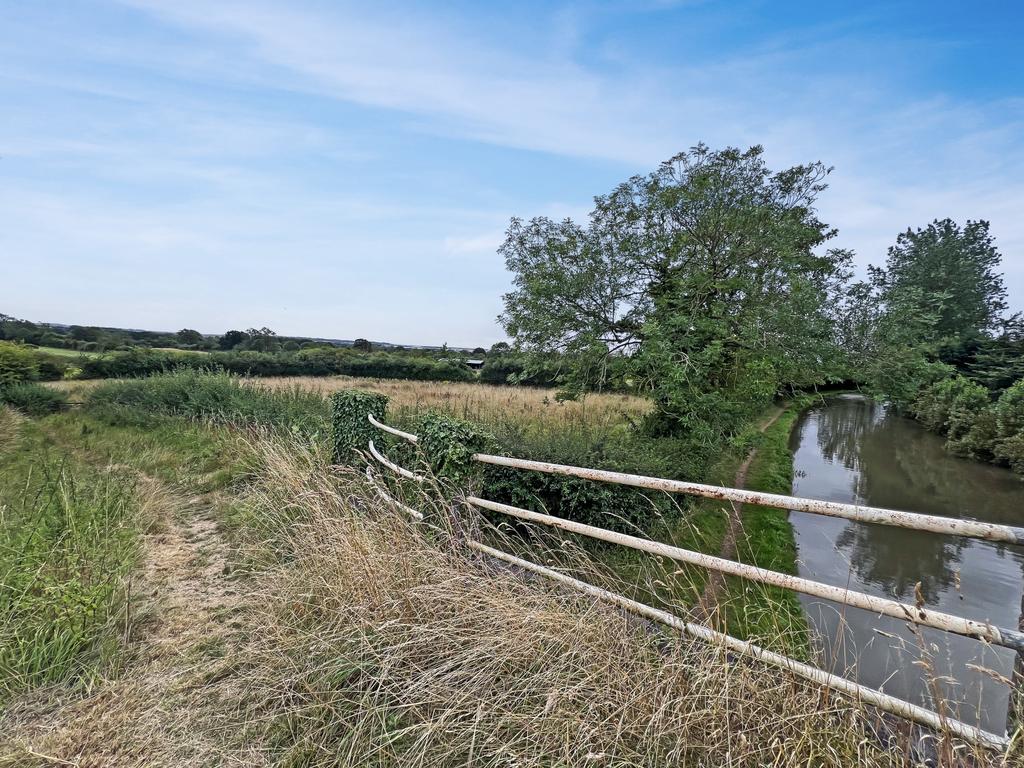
466,495,1024,653
471,452,1024,545
470,540,1009,751
365,414,1024,544
368,413,419,443
368,439,424,483
365,465,424,521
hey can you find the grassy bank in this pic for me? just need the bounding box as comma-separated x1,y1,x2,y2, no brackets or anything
721,400,817,650
225,434,937,767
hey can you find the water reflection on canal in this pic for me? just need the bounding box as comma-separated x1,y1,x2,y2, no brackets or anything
789,394,1024,733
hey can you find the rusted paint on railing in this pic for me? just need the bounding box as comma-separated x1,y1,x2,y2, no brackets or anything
469,540,1010,752
368,439,424,483
368,413,419,444
466,495,1024,653
365,465,424,521
472,452,1024,545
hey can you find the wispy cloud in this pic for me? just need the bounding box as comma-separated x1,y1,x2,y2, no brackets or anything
2,1,1022,344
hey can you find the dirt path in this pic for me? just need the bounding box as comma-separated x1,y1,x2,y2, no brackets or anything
697,405,786,620
0,484,257,767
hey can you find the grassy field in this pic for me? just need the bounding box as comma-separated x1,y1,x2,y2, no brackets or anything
250,374,651,430
33,346,102,358
0,377,1010,765
0,408,146,702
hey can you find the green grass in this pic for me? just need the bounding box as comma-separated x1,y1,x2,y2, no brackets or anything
34,346,102,359
0,415,143,700
720,397,821,654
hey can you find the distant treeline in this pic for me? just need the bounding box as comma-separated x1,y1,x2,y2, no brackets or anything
0,313,486,357
0,338,565,389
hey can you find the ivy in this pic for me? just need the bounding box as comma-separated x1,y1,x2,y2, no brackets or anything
413,410,496,487
331,389,389,464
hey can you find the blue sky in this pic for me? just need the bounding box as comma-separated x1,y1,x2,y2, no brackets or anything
2,1,1022,346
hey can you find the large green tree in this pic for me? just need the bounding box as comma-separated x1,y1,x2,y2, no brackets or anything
500,144,851,440
858,219,1012,407
874,219,1007,346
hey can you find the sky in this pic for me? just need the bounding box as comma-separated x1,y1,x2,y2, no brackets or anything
2,1,1023,347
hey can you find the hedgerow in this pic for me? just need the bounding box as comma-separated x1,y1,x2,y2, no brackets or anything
413,410,496,486
78,348,477,383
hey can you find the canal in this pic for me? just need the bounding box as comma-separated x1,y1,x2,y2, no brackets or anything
789,394,1024,734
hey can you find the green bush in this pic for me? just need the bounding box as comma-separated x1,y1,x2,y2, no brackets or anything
0,341,40,386
911,375,988,434
993,379,1024,437
992,379,1024,473
0,382,68,417
330,389,388,463
947,406,998,459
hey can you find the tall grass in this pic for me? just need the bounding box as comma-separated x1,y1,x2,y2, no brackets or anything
0,425,151,700
221,433,990,767
252,374,650,432
86,369,330,437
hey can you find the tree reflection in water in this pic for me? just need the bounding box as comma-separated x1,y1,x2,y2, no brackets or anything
804,395,1023,601
790,394,1024,732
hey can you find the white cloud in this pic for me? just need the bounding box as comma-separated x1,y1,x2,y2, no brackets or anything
4,0,1023,346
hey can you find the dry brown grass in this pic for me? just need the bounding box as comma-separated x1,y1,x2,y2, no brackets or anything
0,420,1011,766
0,406,25,450
248,375,650,429
49,374,651,432
223,434,1004,768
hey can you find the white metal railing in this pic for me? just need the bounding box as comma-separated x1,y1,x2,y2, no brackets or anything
466,495,1024,651
469,541,1009,751
365,465,423,521
365,413,1024,545
362,413,1022,751
369,412,419,443
368,439,424,483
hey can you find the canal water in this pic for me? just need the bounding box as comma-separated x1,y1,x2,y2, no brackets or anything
789,394,1024,734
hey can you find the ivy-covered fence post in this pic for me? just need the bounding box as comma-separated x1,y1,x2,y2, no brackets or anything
331,389,389,464
413,410,496,490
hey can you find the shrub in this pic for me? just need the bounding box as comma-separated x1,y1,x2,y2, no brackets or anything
414,410,496,486
948,406,999,459
330,389,388,463
995,433,1024,475
992,379,1024,472
993,379,1024,437
912,376,983,434
0,341,39,386
0,382,68,417
945,379,990,442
